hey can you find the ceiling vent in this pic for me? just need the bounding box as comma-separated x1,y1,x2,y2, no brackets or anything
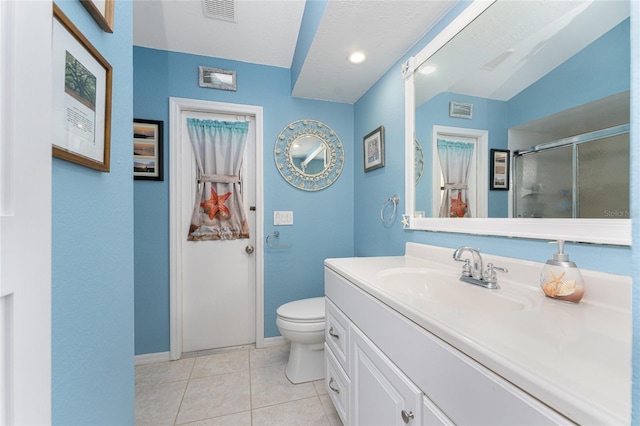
481,48,516,71
202,0,237,23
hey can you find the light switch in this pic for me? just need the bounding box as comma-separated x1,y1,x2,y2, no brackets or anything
274,211,293,225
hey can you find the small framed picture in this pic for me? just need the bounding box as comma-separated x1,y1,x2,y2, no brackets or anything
490,149,510,190
199,66,236,91
133,119,163,181
450,101,473,119
52,4,112,172
80,0,114,33
363,125,385,172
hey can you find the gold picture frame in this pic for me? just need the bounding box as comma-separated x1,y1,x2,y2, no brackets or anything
52,4,112,172
80,0,114,33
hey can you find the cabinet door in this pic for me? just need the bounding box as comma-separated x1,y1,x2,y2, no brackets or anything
422,395,453,426
350,326,422,426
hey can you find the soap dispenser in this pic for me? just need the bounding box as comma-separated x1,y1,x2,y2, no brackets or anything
540,241,584,303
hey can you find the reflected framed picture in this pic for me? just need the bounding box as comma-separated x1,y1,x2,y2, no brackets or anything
80,0,114,33
363,125,385,172
52,4,112,172
450,101,473,119
133,119,163,181
490,149,510,190
199,66,237,91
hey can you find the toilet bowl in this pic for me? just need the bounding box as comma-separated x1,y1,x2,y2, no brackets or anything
276,297,325,384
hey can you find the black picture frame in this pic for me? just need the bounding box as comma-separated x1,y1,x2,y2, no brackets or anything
490,149,510,190
133,119,164,181
363,125,385,172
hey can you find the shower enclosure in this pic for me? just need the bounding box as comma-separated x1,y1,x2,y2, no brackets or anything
513,124,629,219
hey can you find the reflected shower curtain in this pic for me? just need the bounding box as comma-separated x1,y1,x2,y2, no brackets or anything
437,139,474,218
187,118,250,241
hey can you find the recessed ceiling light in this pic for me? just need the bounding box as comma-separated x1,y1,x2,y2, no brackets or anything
419,65,436,75
348,52,366,64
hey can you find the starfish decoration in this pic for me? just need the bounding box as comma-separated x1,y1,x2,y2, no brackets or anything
200,187,232,220
450,192,467,218
401,214,410,229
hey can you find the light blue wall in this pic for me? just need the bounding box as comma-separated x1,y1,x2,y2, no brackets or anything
509,18,630,127
133,47,354,354
353,3,633,274
52,1,134,424
291,0,329,91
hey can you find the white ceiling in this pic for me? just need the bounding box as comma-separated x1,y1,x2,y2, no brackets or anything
133,0,457,104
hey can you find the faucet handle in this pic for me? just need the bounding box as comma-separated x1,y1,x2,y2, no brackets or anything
461,259,472,277
483,263,508,284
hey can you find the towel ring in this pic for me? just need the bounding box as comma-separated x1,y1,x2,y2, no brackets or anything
266,230,292,248
380,195,400,224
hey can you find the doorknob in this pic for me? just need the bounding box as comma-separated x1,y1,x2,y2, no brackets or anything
245,245,254,254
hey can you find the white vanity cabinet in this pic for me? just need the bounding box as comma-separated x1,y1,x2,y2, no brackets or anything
350,325,423,425
325,266,574,426
326,297,431,425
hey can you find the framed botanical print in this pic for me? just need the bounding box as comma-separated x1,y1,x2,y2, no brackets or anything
52,4,112,172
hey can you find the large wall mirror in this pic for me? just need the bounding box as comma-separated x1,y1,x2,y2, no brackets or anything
404,0,631,245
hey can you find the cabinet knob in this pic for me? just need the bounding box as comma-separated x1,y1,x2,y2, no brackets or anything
328,377,340,394
328,327,340,339
401,410,414,423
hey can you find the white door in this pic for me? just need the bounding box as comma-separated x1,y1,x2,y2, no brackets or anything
179,110,256,353
431,126,488,218
0,1,51,423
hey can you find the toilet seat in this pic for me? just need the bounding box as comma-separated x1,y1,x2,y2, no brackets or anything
276,297,325,323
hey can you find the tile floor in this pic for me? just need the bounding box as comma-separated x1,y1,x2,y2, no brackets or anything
135,345,343,425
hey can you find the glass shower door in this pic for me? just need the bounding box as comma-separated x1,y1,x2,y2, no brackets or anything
577,133,629,218
513,125,629,219
514,146,573,218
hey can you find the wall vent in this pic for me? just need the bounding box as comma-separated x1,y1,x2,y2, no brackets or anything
202,0,237,23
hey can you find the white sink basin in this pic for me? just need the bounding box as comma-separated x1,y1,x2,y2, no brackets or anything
375,268,533,312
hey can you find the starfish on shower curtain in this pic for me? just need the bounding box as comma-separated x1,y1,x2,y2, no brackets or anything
200,187,232,220
450,192,467,218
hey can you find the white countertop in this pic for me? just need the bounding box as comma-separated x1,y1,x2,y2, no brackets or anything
325,243,631,425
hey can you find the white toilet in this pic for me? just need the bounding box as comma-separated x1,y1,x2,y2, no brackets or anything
276,297,326,384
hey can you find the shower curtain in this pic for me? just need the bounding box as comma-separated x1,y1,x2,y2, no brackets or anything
437,139,474,218
187,118,250,241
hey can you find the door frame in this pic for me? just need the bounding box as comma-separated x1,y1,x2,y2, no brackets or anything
169,97,264,360
431,125,488,218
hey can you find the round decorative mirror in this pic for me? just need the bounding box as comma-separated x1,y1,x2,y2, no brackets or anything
274,119,344,191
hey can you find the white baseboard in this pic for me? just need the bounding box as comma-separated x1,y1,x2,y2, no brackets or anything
263,336,288,347
136,339,288,365
135,351,171,365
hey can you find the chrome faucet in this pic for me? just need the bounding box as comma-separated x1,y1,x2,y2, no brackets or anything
452,246,507,289
453,246,483,280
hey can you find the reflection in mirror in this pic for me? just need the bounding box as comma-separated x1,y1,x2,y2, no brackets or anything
404,0,631,245
290,136,328,175
413,0,629,219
